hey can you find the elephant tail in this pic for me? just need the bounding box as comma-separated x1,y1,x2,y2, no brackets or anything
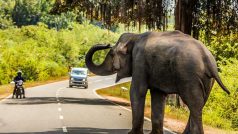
206,54,230,95
213,74,230,95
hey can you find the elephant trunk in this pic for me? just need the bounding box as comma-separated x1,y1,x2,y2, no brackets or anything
85,44,115,76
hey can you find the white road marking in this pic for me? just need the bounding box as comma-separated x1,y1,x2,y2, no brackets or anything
95,79,102,82
58,102,61,106
56,87,63,96
58,108,62,112
56,88,62,98
105,78,113,80
62,126,68,133
59,115,64,120
58,87,64,90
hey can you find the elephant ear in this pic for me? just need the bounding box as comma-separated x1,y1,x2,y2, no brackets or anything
117,42,130,55
117,33,136,55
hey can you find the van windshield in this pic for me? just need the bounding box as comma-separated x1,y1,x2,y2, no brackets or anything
71,70,86,75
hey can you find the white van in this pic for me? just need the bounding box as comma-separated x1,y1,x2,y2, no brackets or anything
69,68,88,88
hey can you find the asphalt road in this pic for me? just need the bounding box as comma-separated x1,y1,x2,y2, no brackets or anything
0,75,175,134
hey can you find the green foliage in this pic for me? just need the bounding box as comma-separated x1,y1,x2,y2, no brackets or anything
9,0,81,30
12,0,43,27
200,31,238,61
203,59,238,130
0,23,119,84
40,12,77,30
0,0,14,29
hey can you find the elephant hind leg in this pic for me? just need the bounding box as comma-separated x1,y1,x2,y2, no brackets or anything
180,84,206,134
180,76,214,134
183,110,203,134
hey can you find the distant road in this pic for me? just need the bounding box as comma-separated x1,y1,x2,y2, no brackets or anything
0,75,175,134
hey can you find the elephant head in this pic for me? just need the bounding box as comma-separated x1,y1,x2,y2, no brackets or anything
85,33,137,82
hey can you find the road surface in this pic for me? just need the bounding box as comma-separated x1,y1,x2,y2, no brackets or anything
0,75,175,134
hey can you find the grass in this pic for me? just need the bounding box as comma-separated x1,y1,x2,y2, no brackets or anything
96,82,238,134
96,82,187,119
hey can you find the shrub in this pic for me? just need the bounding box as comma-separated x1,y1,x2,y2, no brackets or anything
203,59,238,130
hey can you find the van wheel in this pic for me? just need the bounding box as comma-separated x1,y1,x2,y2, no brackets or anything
84,85,88,89
69,85,73,88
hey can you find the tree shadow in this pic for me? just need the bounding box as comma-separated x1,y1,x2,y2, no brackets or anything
3,97,130,107
0,127,177,134
0,127,153,134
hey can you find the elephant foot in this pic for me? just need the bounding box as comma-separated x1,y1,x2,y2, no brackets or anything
149,130,163,134
128,129,143,134
182,129,189,134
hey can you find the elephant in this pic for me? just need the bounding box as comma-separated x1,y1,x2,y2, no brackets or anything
85,30,230,134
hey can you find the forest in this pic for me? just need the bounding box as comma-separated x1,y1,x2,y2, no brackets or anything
0,0,237,131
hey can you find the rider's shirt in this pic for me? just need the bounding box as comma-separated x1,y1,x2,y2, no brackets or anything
13,76,25,83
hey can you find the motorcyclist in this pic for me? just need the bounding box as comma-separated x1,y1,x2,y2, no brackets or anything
12,70,25,98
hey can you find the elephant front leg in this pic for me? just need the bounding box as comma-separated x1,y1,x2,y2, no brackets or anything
150,89,166,134
128,80,148,134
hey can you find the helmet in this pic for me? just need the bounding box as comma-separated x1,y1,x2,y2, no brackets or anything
17,70,22,75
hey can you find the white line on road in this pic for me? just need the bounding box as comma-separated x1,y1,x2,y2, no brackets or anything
59,115,64,120
56,93,60,97
62,126,68,133
95,79,102,82
105,78,113,80
58,102,61,106
58,108,62,112
58,87,64,90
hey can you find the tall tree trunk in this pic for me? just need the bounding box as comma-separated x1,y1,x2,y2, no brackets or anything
175,0,196,35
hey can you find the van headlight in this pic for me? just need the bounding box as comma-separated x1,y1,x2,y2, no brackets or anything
83,79,86,81
71,78,74,81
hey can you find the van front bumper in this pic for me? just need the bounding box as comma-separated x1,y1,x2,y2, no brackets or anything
69,80,88,86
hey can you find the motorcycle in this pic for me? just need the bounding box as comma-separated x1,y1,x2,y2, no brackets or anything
11,80,24,99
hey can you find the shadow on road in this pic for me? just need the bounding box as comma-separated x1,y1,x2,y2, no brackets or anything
66,127,133,134
2,97,130,107
0,127,152,134
0,127,171,134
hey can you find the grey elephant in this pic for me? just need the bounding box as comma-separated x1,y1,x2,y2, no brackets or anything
85,31,230,134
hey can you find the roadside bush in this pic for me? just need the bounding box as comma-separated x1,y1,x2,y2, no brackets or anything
203,59,238,130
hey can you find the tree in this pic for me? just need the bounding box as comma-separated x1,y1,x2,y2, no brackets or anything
50,0,238,37
175,0,196,34
0,0,15,29
12,0,40,27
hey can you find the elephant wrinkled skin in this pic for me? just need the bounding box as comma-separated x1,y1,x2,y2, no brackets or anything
85,31,230,134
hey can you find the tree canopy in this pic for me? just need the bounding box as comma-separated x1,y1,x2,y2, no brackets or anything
51,0,238,38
